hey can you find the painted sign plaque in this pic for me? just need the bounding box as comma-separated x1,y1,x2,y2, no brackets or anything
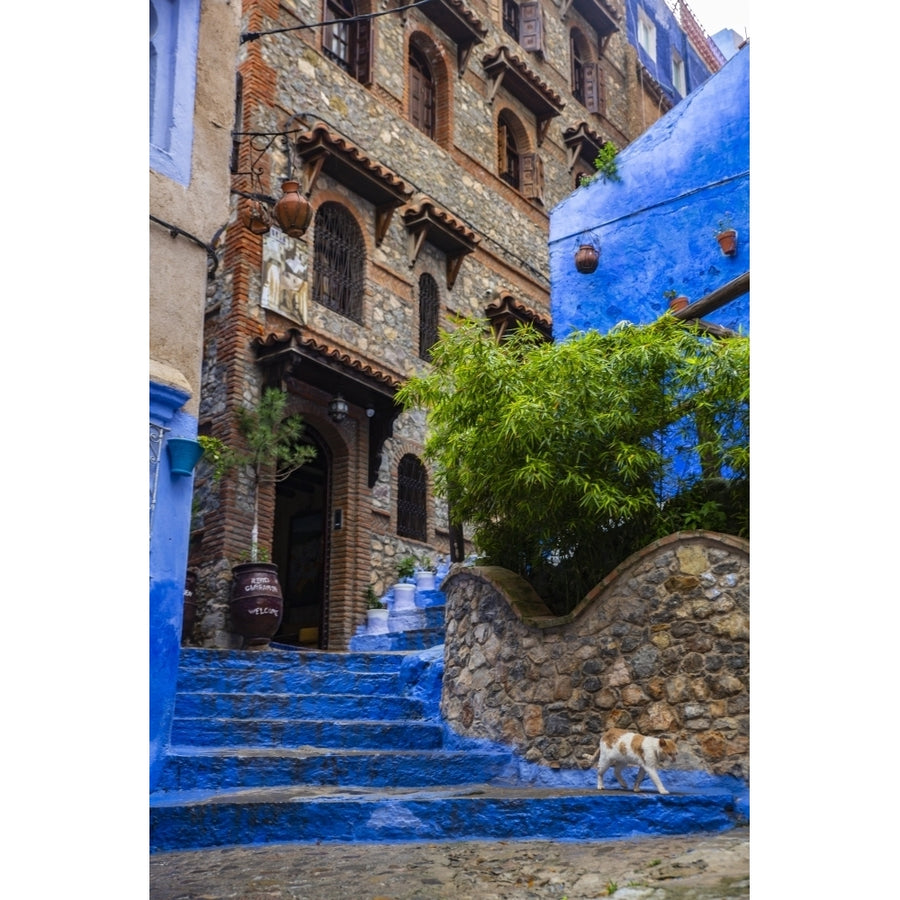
260,229,309,324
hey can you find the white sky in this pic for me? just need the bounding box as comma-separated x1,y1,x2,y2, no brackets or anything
679,0,750,39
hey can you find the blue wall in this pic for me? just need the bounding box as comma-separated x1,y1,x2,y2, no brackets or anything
549,44,749,338
149,381,197,790
626,0,715,104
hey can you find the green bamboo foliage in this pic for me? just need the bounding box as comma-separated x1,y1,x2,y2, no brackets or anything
396,317,749,612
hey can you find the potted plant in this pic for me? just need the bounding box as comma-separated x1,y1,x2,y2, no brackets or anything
199,387,317,648
393,555,418,611
365,585,389,635
415,555,437,592
664,289,690,313
714,215,738,256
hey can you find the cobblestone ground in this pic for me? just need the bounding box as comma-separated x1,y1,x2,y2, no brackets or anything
149,827,749,899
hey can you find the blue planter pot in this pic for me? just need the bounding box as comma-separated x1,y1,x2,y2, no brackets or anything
167,438,204,477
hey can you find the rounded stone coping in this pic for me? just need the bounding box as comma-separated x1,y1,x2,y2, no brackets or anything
443,531,750,629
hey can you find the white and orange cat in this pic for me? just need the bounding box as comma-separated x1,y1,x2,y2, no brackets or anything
584,728,678,794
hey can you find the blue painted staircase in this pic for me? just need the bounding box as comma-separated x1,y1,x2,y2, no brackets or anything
150,640,746,852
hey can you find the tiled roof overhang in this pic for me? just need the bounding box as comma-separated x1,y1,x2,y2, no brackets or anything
562,121,609,171
415,0,488,73
485,291,553,342
253,329,403,487
295,124,414,245
482,45,565,144
402,199,480,291
559,0,620,40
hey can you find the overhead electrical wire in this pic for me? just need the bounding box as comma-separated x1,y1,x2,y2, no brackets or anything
241,0,437,43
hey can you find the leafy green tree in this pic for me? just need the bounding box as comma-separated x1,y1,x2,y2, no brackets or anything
396,316,748,613
198,388,317,563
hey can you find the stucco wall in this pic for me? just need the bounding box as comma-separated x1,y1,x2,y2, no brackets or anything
441,532,749,780
549,44,749,338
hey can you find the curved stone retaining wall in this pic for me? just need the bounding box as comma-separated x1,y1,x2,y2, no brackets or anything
441,533,749,779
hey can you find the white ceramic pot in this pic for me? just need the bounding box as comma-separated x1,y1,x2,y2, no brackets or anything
393,583,417,611
366,608,389,635
415,571,436,592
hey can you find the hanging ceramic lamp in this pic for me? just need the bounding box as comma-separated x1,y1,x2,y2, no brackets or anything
273,181,313,238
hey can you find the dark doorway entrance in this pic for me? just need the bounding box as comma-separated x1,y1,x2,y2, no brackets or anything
272,431,329,647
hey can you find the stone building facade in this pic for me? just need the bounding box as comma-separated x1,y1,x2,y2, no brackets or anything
150,0,242,788
441,532,749,779
191,0,717,650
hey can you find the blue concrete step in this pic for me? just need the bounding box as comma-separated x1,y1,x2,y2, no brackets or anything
156,746,517,792
152,646,747,851
150,783,740,852
170,716,445,750
174,691,426,721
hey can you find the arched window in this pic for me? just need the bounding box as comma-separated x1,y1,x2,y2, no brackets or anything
569,28,605,115
323,0,373,84
409,44,435,139
418,273,439,361
570,30,587,104
397,454,427,540
312,202,365,322
502,0,520,41
498,111,520,188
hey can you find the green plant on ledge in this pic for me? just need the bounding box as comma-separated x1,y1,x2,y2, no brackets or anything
396,555,417,580
365,585,384,609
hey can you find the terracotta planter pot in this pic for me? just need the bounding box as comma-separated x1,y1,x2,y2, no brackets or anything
273,181,313,238
230,563,284,649
574,244,600,274
716,229,738,256
668,296,690,313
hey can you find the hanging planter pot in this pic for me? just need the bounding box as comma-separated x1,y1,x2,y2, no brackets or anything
668,296,690,313
273,181,313,238
715,229,738,256
242,199,271,235
167,438,204,477
574,243,600,274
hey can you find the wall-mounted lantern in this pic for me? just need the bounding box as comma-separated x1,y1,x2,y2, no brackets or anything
328,394,349,423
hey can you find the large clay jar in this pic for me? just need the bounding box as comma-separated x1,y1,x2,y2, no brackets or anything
230,563,284,649
272,181,312,238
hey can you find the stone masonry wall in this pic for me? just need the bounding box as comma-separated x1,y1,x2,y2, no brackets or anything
441,532,749,779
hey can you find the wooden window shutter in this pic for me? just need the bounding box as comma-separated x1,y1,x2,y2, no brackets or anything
354,20,373,85
498,122,509,174
520,153,544,204
519,2,544,55
583,62,604,114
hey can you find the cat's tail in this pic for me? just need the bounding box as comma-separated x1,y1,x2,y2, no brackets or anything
581,746,601,768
